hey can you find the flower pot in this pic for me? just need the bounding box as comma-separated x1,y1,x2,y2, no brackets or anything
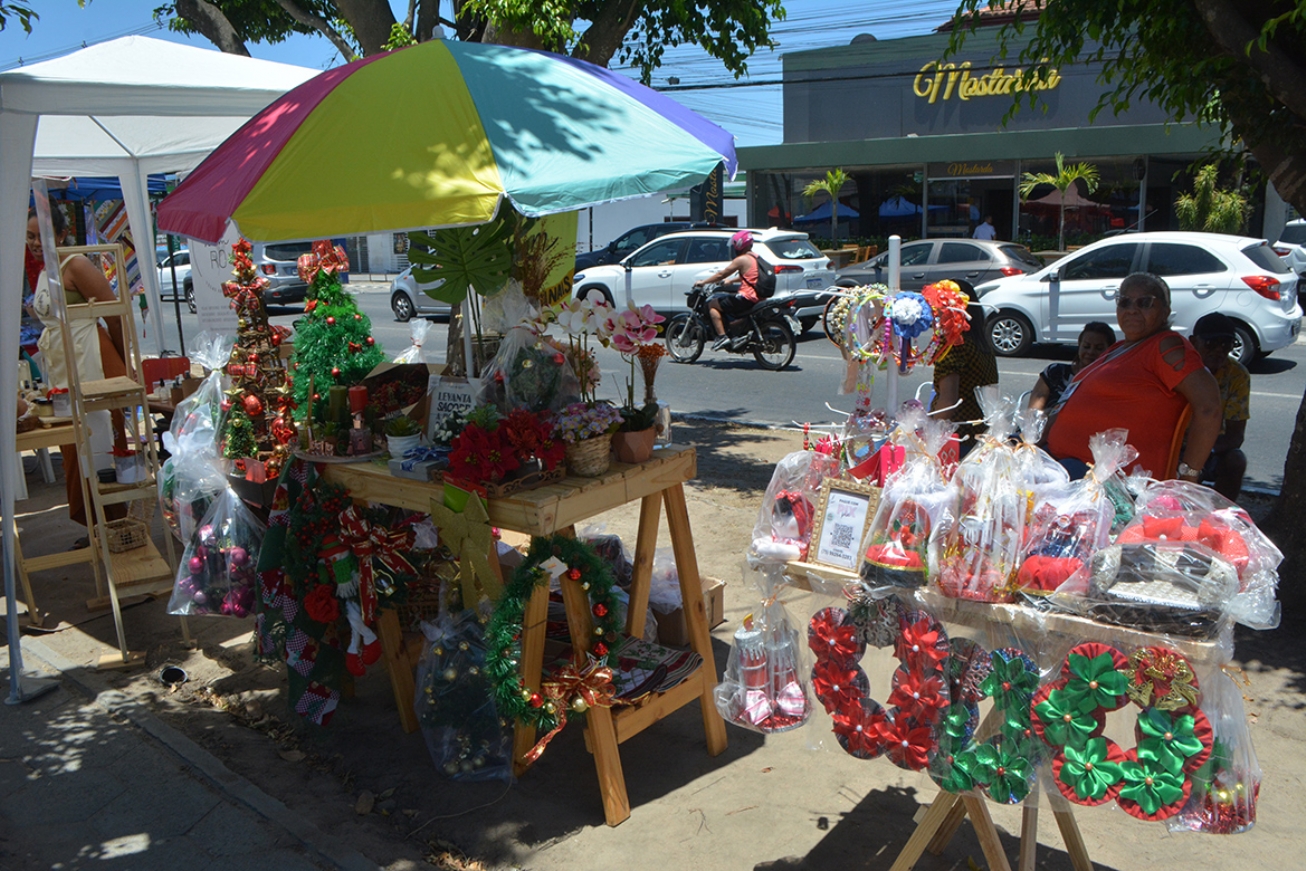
565,432,613,477
612,427,656,464
387,434,421,457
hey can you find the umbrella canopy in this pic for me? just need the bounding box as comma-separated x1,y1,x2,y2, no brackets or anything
794,201,859,223
158,39,736,243
1028,186,1105,209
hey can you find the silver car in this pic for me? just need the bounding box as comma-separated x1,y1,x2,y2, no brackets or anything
836,238,1045,290
1273,218,1306,278
976,231,1301,365
389,265,452,321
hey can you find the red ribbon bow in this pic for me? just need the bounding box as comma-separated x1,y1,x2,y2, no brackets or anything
337,505,415,622
522,658,620,767
297,240,351,283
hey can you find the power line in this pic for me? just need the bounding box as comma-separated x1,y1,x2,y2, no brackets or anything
1,18,166,71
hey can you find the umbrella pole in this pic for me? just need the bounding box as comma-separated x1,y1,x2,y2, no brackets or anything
885,235,900,416
461,293,475,378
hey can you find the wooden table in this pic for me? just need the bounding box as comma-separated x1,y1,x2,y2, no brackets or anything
322,445,728,826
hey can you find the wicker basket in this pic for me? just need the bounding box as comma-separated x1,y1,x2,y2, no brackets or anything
565,433,613,477
101,517,149,553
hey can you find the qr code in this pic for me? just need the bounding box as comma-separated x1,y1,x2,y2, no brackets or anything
830,523,855,551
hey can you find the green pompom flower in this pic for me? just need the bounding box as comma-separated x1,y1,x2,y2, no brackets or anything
938,747,979,793
1061,652,1129,714
1136,708,1205,775
980,651,1039,712
1118,759,1186,815
973,742,1032,804
1034,688,1100,748
1059,736,1124,801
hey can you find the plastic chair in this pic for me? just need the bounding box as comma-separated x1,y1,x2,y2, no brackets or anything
1163,404,1193,479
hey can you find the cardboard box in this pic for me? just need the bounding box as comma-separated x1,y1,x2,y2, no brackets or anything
655,576,725,647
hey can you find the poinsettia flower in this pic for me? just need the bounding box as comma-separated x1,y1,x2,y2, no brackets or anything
1035,688,1101,748
807,609,864,666
972,742,1032,804
812,660,868,714
880,715,935,771
894,617,948,673
888,672,949,724
1060,736,1124,802
981,650,1039,711
1118,759,1186,815
1062,652,1129,714
832,700,886,759
1137,709,1205,775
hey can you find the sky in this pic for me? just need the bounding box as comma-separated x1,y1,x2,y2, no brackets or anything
0,0,964,147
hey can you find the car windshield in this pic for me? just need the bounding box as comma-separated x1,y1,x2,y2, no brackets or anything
999,244,1044,267
765,237,822,260
1279,223,1306,245
1242,241,1291,274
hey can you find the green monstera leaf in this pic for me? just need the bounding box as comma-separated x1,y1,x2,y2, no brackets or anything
408,215,514,304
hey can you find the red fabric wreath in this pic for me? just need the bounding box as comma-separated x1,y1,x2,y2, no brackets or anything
894,616,949,673
303,583,340,624
807,607,865,667
812,660,868,714
879,716,935,771
887,671,949,724
832,700,887,759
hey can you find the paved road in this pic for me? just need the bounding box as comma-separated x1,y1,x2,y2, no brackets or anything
152,280,1305,492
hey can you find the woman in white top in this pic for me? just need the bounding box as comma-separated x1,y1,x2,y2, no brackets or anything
27,203,128,529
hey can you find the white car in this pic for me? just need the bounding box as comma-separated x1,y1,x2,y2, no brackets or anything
1273,218,1306,277
389,265,452,322
571,228,837,330
156,249,193,310
976,231,1300,365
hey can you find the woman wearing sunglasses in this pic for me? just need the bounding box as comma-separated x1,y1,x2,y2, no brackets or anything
1044,272,1222,481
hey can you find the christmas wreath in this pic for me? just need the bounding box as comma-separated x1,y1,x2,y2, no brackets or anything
1031,642,1213,820
484,534,625,761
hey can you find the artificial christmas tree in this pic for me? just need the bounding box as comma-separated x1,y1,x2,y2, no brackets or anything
220,239,297,479
288,242,385,427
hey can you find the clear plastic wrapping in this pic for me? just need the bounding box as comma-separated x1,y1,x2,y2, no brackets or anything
1017,429,1136,596
478,325,580,414
715,594,812,733
858,406,956,589
1169,669,1260,834
413,609,513,782
168,487,264,617
750,449,840,564
391,318,431,364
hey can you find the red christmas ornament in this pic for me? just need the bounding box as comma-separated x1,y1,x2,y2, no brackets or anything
366,336,374,346
592,603,608,618
242,394,265,416
247,353,258,363
220,399,232,412
331,367,341,377
592,642,609,657
353,313,362,321
567,567,582,581
326,316,336,326
312,393,321,401
305,300,317,312
271,333,282,346
528,693,543,708
348,342,361,353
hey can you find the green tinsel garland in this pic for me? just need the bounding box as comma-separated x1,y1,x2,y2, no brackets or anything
289,271,386,420
484,534,623,733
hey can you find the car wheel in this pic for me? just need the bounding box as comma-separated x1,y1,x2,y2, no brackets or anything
987,311,1034,357
577,284,614,306
1231,322,1258,366
391,292,415,322
664,313,705,363
185,281,196,314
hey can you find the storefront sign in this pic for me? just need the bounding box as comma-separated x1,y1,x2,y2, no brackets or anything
930,161,1017,179
913,60,1061,104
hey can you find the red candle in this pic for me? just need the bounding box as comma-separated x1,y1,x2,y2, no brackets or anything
348,385,368,414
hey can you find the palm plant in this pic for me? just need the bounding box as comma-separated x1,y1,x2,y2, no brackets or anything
1175,164,1248,234
803,168,850,243
1019,152,1100,251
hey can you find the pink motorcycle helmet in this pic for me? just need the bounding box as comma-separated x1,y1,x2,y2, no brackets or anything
730,230,754,253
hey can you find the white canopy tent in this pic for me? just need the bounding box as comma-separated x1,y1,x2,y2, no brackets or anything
1,36,315,700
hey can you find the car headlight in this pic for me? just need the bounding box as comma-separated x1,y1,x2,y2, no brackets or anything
574,272,587,282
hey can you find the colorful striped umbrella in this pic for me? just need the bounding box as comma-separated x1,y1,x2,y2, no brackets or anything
157,39,736,243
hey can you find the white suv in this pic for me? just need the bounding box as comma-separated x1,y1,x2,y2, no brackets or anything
1273,218,1306,278
975,231,1301,365
571,228,837,329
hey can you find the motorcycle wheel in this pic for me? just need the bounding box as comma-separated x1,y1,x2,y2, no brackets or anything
665,313,705,363
752,320,796,371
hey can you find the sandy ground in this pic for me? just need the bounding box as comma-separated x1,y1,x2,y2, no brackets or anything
6,420,1304,871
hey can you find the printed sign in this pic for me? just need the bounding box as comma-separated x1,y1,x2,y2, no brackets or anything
811,480,881,571
186,224,242,335
426,377,477,436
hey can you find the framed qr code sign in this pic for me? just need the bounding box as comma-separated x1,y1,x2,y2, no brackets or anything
810,479,880,571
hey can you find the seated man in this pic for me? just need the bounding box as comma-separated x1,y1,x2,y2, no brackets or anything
1189,313,1248,500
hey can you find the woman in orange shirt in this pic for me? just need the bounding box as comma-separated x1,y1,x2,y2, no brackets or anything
1045,273,1221,481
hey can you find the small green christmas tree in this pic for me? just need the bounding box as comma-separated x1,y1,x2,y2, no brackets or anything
288,242,385,421
222,406,257,459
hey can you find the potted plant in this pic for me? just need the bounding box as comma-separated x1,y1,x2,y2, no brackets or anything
384,415,422,456
613,402,659,463
604,303,665,464
554,402,623,477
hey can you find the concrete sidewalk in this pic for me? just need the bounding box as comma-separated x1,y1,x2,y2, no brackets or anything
0,638,381,871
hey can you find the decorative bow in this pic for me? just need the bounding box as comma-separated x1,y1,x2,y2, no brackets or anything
297,240,350,283
429,491,501,605
338,505,416,622
520,657,619,766
400,445,447,472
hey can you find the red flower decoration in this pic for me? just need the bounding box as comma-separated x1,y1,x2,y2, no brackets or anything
808,607,865,666
887,672,948,724
448,423,521,484
880,715,936,771
894,617,948,673
812,660,868,714
832,700,887,759
303,583,340,624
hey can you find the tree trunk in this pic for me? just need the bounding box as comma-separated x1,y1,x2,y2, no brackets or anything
174,0,249,55
334,0,397,56
415,0,439,40
1058,198,1066,251
573,0,649,67
830,200,837,243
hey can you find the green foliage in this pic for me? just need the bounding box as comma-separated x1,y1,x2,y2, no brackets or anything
382,21,416,51
383,415,420,437
803,168,850,241
619,401,659,432
1175,164,1248,234
1019,152,1100,251
288,272,386,419
408,216,514,305
158,0,324,45
222,407,258,459
0,1,40,33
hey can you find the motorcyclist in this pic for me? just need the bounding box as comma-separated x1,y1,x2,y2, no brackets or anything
694,230,759,351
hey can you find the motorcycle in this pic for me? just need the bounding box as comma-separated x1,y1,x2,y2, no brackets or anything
664,284,798,371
